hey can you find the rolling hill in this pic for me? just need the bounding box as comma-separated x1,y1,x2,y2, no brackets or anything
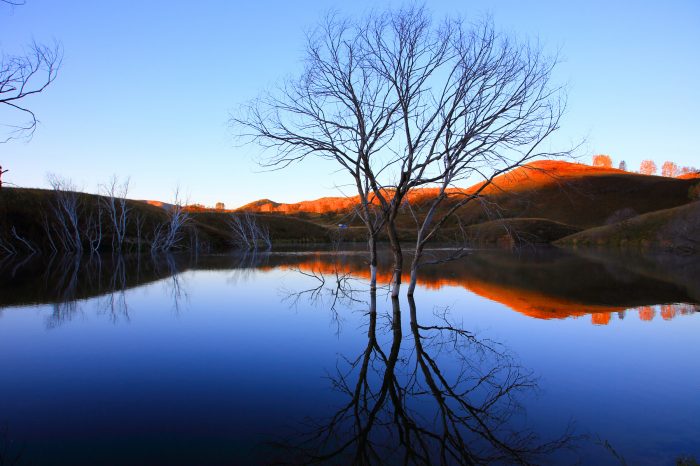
1,160,698,253
236,160,700,246
238,161,698,228
556,201,700,254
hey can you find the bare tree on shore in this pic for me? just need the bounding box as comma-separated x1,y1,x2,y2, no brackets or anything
235,6,569,296
228,212,271,250
85,203,103,254
100,176,131,253
150,188,190,253
46,174,83,254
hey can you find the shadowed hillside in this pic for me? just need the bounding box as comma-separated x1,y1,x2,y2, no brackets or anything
2,161,698,254
455,161,699,229
556,201,700,254
0,188,335,254
236,160,700,247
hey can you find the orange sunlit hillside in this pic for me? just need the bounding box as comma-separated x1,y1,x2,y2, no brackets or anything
236,160,628,215
273,254,700,325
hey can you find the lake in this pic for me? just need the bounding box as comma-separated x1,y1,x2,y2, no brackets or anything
0,247,698,465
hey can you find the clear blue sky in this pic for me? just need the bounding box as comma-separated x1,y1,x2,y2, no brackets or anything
2,0,698,208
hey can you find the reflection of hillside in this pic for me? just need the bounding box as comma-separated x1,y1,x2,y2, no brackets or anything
280,249,699,324
1,249,697,326
0,254,193,308
0,253,270,309
566,248,700,302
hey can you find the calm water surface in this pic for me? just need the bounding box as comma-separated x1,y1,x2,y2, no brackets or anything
0,248,698,465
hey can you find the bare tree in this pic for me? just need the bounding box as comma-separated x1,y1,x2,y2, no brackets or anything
1,42,61,142
150,188,190,253
1,0,62,143
228,212,271,250
100,175,131,253
134,211,145,252
233,11,401,288
0,165,7,189
235,6,568,297
85,203,104,254
361,11,568,296
46,174,83,254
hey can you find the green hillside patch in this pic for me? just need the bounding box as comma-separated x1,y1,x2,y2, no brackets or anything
555,201,700,254
464,218,581,247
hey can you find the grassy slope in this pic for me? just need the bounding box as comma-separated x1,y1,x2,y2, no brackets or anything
0,187,168,252
188,211,335,245
0,188,335,252
3,161,698,250
463,218,581,247
237,161,699,244
555,201,700,254
452,161,698,229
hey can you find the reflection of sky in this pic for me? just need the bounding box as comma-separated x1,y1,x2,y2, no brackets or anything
2,0,699,208
0,267,698,464
422,285,700,465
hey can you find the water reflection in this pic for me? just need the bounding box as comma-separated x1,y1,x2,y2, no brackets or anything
0,248,698,464
1,248,698,326
278,289,575,464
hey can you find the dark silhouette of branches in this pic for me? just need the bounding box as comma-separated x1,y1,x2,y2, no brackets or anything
235,6,569,297
1,40,62,142
277,292,575,465
281,257,368,335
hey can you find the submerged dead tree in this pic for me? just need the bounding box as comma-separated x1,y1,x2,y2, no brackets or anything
233,10,403,288
46,174,83,254
228,212,271,250
150,189,190,253
100,176,131,253
235,6,568,296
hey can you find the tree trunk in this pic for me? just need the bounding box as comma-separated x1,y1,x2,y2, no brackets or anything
368,234,378,291
387,221,403,298
407,261,418,297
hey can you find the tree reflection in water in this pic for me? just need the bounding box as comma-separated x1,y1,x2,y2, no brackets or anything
279,284,574,465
